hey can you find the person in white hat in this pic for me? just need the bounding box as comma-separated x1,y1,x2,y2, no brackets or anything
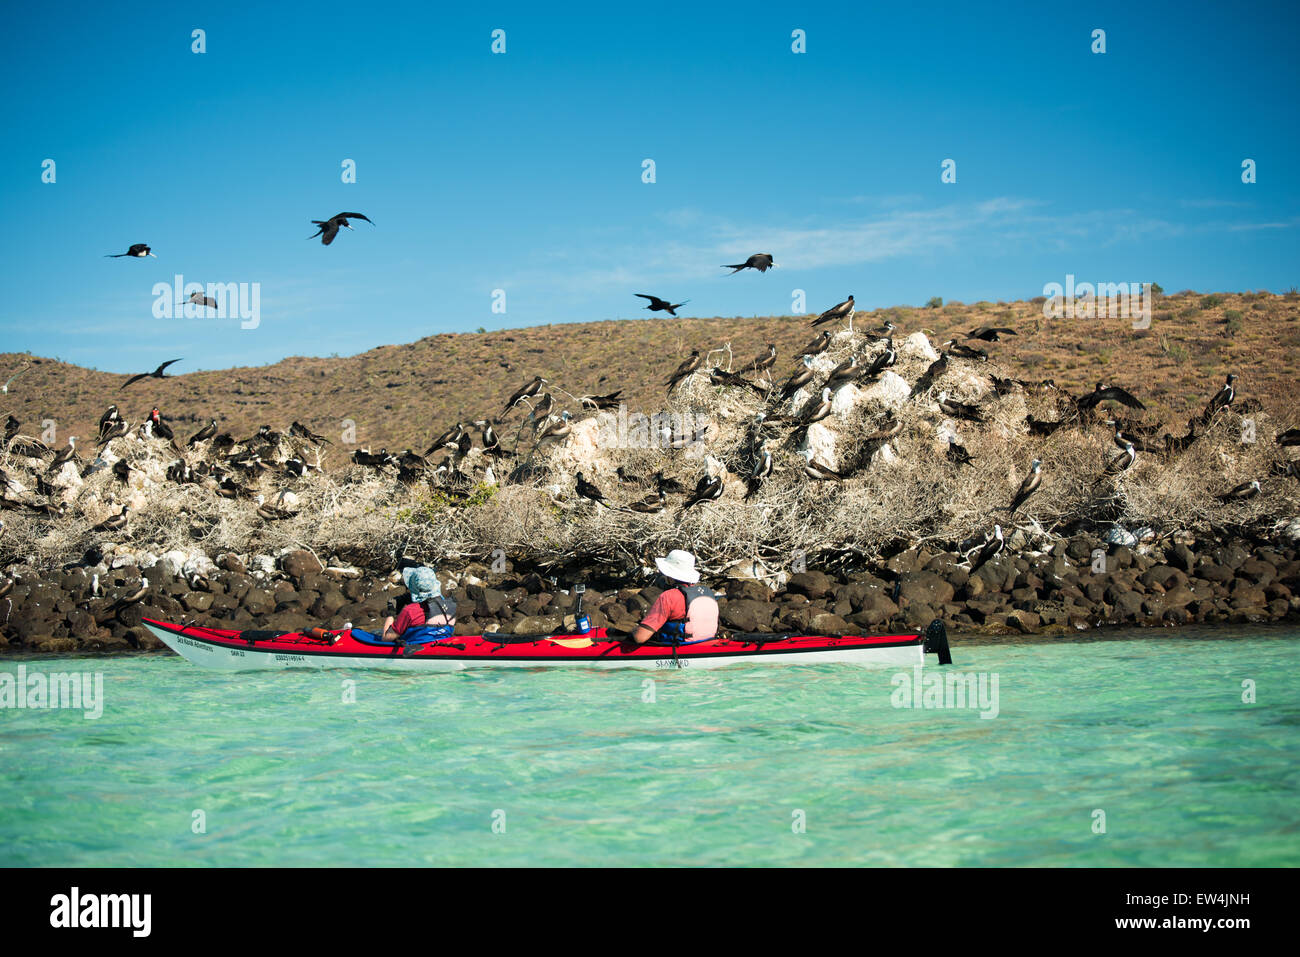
631,549,720,645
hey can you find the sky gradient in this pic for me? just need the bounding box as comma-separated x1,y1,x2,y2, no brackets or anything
2,0,1297,373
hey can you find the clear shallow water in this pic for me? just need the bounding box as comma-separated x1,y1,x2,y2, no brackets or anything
1,628,1297,867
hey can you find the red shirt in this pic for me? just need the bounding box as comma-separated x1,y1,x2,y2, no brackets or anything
640,588,687,633
392,602,426,636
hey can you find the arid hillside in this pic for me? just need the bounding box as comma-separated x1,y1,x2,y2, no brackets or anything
4,290,1298,456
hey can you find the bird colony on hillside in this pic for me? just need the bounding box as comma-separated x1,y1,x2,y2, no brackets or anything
2,303,1296,576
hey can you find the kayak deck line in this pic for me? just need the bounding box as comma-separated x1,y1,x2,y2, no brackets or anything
142,617,951,672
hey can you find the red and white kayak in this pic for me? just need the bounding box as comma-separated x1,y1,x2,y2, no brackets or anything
142,618,952,672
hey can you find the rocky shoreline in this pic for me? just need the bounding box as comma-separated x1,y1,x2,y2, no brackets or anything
2,528,1297,655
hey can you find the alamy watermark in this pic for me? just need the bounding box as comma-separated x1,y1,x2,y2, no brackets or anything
1041,275,1153,329
1,665,104,719
152,275,260,329
596,404,710,451
890,665,999,719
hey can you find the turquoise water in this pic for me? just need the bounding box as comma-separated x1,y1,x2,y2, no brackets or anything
1,628,1297,866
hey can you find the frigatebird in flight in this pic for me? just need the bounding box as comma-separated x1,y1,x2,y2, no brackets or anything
106,244,156,258
309,212,374,246
635,294,689,316
120,359,182,391
721,253,776,274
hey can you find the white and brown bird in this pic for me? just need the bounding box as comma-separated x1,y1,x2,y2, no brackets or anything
1201,373,1237,423
1216,479,1260,502
968,525,1004,573
681,472,724,511
801,449,845,481
93,505,129,532
1008,460,1043,514
795,331,833,359
811,295,855,331
778,355,816,399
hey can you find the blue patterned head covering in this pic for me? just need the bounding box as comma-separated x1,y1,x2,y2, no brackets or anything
401,566,442,603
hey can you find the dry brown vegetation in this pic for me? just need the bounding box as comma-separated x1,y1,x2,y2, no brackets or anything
3,290,1297,578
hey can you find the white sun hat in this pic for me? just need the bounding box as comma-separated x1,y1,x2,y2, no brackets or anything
654,549,700,584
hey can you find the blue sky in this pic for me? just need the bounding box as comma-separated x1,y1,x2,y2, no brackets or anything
1,0,1297,373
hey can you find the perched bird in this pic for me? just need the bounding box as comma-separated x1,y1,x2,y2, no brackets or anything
578,390,623,411
535,411,573,445
1102,442,1137,477
798,387,834,427
576,472,620,509
120,359,182,391
946,437,975,467
967,326,1015,342
425,423,466,456
309,212,374,245
1008,460,1043,513
721,253,776,274
794,331,833,359
635,294,689,316
709,368,764,396
1216,479,1260,502
257,497,298,521
1026,414,1068,437
655,471,685,494
146,408,174,441
666,350,703,392
475,420,503,455
801,449,845,481
864,416,903,442
826,355,860,390
937,392,984,422
860,339,897,379
46,437,78,472
778,356,817,399
945,340,988,362
909,352,949,397
968,525,1005,573
1201,373,1237,423
628,490,667,514
289,421,330,445
745,447,773,499
105,244,156,258
97,406,122,440
1275,428,1300,447
988,374,1021,397
811,295,855,331
187,419,218,447
681,473,724,511
737,345,777,375
96,417,130,448
525,393,555,430
93,505,129,532
502,376,547,415
1077,381,1145,412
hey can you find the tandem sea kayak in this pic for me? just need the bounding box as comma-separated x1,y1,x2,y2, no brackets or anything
142,618,953,672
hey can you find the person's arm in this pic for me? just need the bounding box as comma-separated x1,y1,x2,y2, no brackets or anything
632,590,679,645
381,616,397,639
